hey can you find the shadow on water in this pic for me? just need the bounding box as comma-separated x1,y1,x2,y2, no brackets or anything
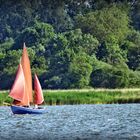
0,104,140,140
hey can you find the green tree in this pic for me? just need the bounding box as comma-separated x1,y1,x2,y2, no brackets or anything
128,70,140,87
0,50,21,89
124,31,140,70
41,0,73,32
90,60,129,88
15,21,55,48
75,5,130,44
131,0,140,30
69,52,93,88
0,0,35,41
0,38,14,84
97,40,128,67
63,29,99,56
46,29,98,88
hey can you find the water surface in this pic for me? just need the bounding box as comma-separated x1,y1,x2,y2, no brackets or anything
0,104,140,140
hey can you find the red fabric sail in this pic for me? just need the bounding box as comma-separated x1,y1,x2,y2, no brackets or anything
21,43,33,102
9,64,26,102
34,74,44,105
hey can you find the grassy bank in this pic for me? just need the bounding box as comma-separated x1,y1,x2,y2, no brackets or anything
0,89,140,106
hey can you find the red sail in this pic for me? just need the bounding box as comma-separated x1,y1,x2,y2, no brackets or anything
9,64,29,105
34,74,44,105
21,43,33,103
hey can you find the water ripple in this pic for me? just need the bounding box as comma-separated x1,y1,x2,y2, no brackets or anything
0,104,140,140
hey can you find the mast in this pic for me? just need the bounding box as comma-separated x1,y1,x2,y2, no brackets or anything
34,74,44,105
21,43,33,103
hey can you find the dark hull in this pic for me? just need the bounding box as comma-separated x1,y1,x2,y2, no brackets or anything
11,105,46,114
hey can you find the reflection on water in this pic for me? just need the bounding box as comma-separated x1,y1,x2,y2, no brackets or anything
0,104,140,140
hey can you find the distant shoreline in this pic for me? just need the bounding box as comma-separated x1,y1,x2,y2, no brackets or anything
0,89,140,106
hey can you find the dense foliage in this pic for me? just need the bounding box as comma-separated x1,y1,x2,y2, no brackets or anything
0,0,140,89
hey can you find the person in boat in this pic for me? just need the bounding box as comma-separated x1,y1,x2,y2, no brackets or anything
34,104,38,109
13,100,29,108
13,100,21,106
34,104,44,109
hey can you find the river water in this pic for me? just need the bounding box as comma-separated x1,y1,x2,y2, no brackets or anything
0,104,140,140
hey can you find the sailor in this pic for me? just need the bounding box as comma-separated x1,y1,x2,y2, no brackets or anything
34,104,38,109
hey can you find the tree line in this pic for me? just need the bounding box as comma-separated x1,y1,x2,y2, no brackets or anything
0,0,140,89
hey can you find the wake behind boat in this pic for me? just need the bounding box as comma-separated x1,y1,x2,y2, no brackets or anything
9,43,46,114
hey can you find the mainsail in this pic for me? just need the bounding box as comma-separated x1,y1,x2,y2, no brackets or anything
9,64,29,106
34,74,44,105
21,43,33,103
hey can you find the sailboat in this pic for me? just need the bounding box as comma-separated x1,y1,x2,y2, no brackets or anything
9,43,46,114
